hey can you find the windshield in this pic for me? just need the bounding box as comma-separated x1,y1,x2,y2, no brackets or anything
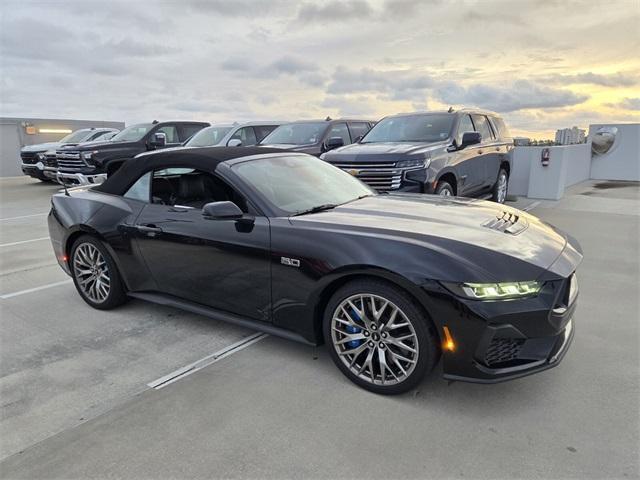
185,126,233,147
110,124,153,142
59,130,92,143
233,154,373,215
362,114,454,143
260,122,326,145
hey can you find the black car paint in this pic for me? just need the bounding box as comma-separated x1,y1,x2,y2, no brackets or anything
48,150,581,384
322,110,512,195
259,119,374,157
56,121,209,177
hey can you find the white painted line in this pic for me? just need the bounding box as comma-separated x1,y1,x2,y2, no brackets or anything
523,201,541,212
0,213,48,221
0,237,50,248
148,332,268,390
0,279,72,299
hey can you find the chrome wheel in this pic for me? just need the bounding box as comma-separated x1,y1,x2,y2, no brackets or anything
73,243,110,303
496,172,508,203
439,188,452,197
331,293,419,386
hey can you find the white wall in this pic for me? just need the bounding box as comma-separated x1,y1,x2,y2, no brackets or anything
589,123,640,181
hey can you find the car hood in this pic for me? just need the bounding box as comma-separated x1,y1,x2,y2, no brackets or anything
324,141,448,162
291,194,579,282
21,142,64,153
260,143,315,151
71,139,138,151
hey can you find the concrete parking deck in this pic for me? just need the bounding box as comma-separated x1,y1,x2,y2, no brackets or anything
1,177,638,479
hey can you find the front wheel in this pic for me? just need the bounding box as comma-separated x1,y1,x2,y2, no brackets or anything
435,180,454,197
323,279,439,394
70,235,127,310
492,168,509,203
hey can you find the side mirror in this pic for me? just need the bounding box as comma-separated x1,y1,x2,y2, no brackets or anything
324,136,345,151
149,132,167,149
354,135,363,143
459,131,481,149
227,139,242,147
202,201,243,220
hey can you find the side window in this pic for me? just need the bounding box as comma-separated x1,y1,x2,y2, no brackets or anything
348,122,369,141
155,125,179,143
489,117,511,140
179,124,205,142
254,125,278,142
150,167,251,212
326,123,351,145
229,127,257,146
124,172,151,203
471,115,493,143
456,115,475,146
88,131,105,141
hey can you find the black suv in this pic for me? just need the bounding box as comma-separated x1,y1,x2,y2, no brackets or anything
321,109,513,203
259,118,375,157
56,121,209,185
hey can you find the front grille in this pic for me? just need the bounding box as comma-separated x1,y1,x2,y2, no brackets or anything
331,162,403,191
485,338,525,366
56,151,85,172
20,152,38,164
44,152,57,168
483,211,528,235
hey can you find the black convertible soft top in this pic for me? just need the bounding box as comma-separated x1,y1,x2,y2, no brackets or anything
94,146,287,195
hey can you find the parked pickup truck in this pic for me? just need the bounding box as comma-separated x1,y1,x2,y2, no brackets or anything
20,128,118,182
321,109,513,203
56,121,209,185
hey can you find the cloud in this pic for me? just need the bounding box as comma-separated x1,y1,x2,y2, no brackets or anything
327,66,434,102
221,57,253,72
543,72,638,87
609,97,640,111
297,1,373,22
321,95,377,116
268,56,318,75
436,80,589,112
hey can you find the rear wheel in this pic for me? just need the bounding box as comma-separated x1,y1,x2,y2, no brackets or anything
323,279,439,394
70,235,127,310
435,180,454,197
491,168,509,203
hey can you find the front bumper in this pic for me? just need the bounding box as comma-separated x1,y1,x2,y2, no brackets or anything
423,273,578,383
21,162,58,179
56,171,107,186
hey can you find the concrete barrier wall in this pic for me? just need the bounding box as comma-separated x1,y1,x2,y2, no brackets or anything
508,144,591,199
589,123,640,181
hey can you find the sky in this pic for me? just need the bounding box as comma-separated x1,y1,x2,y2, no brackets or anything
1,0,639,138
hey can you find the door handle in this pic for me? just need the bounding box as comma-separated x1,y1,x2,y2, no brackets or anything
135,224,163,236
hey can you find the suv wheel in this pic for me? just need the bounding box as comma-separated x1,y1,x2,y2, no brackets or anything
435,181,454,197
70,235,127,310
492,168,509,203
323,279,439,394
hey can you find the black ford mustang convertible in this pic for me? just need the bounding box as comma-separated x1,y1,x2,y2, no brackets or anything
49,147,582,394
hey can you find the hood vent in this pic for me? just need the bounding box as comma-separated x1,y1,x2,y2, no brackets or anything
483,211,528,235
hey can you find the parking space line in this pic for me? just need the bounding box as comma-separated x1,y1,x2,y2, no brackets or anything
0,237,50,248
148,332,268,390
523,201,541,212
0,213,48,221
0,279,72,299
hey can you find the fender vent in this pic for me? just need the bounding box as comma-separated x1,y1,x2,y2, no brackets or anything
483,211,528,235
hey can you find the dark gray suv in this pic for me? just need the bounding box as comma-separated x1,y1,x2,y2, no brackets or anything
321,109,513,203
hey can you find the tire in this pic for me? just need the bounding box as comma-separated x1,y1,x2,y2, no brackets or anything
435,180,454,197
70,235,127,310
491,168,509,203
323,279,439,395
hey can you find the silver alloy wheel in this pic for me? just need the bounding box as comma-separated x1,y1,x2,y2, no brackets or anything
73,243,110,303
331,293,419,386
439,188,452,197
497,172,508,203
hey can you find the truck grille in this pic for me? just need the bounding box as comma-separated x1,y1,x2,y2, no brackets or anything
56,151,85,172
485,338,525,366
330,162,403,191
43,152,57,168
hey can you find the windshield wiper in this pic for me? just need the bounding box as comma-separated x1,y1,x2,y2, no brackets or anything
292,203,339,216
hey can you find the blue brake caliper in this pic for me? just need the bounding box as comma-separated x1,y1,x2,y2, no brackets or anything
346,307,363,348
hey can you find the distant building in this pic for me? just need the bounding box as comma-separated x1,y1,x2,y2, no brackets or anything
514,137,531,146
555,126,586,145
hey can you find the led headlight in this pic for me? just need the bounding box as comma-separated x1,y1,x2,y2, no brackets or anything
444,281,543,300
396,157,431,169
36,152,46,160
